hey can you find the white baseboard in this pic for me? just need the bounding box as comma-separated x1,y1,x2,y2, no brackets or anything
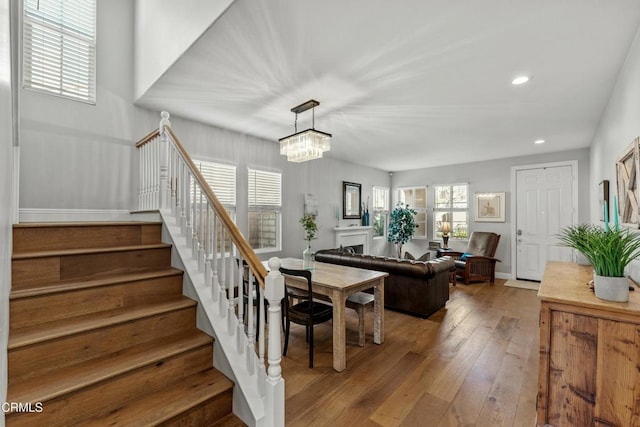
495,272,512,280
18,209,161,223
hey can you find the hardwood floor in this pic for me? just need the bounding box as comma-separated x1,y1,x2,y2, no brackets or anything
282,279,540,427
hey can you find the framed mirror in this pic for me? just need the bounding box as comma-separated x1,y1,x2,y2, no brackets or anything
343,181,362,219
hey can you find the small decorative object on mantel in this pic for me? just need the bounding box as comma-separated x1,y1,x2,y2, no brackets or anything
387,203,417,258
558,221,640,302
361,197,370,226
300,213,318,270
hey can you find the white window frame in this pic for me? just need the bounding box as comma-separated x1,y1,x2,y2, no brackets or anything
372,186,390,239
432,183,469,241
248,168,282,254
23,0,97,104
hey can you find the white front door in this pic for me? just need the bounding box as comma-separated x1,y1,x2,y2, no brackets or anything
515,165,574,281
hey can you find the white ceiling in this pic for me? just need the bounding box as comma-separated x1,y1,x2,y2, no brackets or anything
136,0,640,172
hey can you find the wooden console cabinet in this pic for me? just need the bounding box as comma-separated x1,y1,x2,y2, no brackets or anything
538,262,640,426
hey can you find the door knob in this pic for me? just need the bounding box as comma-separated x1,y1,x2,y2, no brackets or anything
517,229,523,236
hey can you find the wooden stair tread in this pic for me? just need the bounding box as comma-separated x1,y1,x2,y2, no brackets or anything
8,298,195,349
212,413,247,426
7,331,213,404
83,368,233,426
10,267,183,299
12,243,171,259
13,221,162,228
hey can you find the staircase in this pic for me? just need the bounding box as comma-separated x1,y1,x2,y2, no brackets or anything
7,222,244,426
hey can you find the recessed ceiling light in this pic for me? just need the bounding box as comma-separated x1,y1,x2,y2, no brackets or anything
512,75,530,85
534,139,545,144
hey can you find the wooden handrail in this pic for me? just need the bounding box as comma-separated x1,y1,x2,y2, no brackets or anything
164,126,267,287
135,129,160,148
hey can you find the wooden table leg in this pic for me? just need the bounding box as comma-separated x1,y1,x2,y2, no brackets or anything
373,280,384,344
331,290,347,372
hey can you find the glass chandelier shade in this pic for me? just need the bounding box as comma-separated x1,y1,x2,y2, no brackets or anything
279,99,331,162
279,129,331,162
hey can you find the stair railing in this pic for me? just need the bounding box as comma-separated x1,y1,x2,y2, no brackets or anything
136,111,284,427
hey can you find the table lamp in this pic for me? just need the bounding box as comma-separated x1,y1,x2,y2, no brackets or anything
441,222,451,249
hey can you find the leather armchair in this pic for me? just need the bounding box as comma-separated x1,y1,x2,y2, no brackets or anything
443,232,500,285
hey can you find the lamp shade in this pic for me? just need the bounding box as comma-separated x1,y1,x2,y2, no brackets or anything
441,222,451,234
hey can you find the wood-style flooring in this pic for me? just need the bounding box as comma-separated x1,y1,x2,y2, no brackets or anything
281,279,540,427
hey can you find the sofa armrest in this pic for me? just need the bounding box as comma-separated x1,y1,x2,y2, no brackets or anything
465,255,501,263
429,256,455,274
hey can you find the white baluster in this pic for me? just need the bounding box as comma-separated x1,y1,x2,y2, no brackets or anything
191,178,198,259
236,256,245,354
264,258,285,424
246,268,256,375
185,171,192,243
212,215,220,303
180,162,187,231
204,205,212,288
219,226,227,316
159,111,170,210
170,146,177,216
227,244,236,336
198,189,205,271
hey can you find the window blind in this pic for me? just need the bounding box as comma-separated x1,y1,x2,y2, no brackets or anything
373,186,389,211
248,169,281,209
194,160,236,207
23,0,96,103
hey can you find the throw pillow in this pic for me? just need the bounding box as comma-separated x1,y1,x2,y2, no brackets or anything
460,252,473,261
404,251,430,261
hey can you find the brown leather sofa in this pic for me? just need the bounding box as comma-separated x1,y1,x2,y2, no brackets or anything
314,249,455,319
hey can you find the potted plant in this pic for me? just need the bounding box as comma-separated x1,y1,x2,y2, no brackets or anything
558,224,640,302
387,203,417,258
300,214,318,269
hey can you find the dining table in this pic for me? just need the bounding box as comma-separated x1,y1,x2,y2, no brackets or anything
269,258,387,372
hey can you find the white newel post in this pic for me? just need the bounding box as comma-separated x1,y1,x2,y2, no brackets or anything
264,257,285,427
158,111,171,210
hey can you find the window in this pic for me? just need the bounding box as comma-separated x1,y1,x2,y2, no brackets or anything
398,186,427,238
23,0,96,103
433,184,469,240
193,160,236,209
193,160,236,254
248,168,281,252
372,186,389,238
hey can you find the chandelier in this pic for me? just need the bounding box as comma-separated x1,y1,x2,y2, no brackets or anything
279,99,331,162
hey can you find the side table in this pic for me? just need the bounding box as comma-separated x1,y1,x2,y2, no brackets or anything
436,248,458,285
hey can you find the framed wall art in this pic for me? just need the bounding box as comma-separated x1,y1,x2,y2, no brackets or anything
474,192,506,222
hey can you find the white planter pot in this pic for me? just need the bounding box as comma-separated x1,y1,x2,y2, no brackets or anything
593,274,629,302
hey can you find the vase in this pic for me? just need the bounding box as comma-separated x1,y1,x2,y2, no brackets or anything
303,244,315,270
593,274,629,302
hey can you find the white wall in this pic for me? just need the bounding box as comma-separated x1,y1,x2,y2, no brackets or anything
392,148,590,276
18,0,389,257
590,26,640,279
19,0,158,212
134,0,234,100
0,0,14,423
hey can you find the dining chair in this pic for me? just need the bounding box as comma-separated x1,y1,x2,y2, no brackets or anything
280,267,333,368
237,258,268,340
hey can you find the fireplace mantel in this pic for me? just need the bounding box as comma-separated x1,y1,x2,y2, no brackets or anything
334,226,373,254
